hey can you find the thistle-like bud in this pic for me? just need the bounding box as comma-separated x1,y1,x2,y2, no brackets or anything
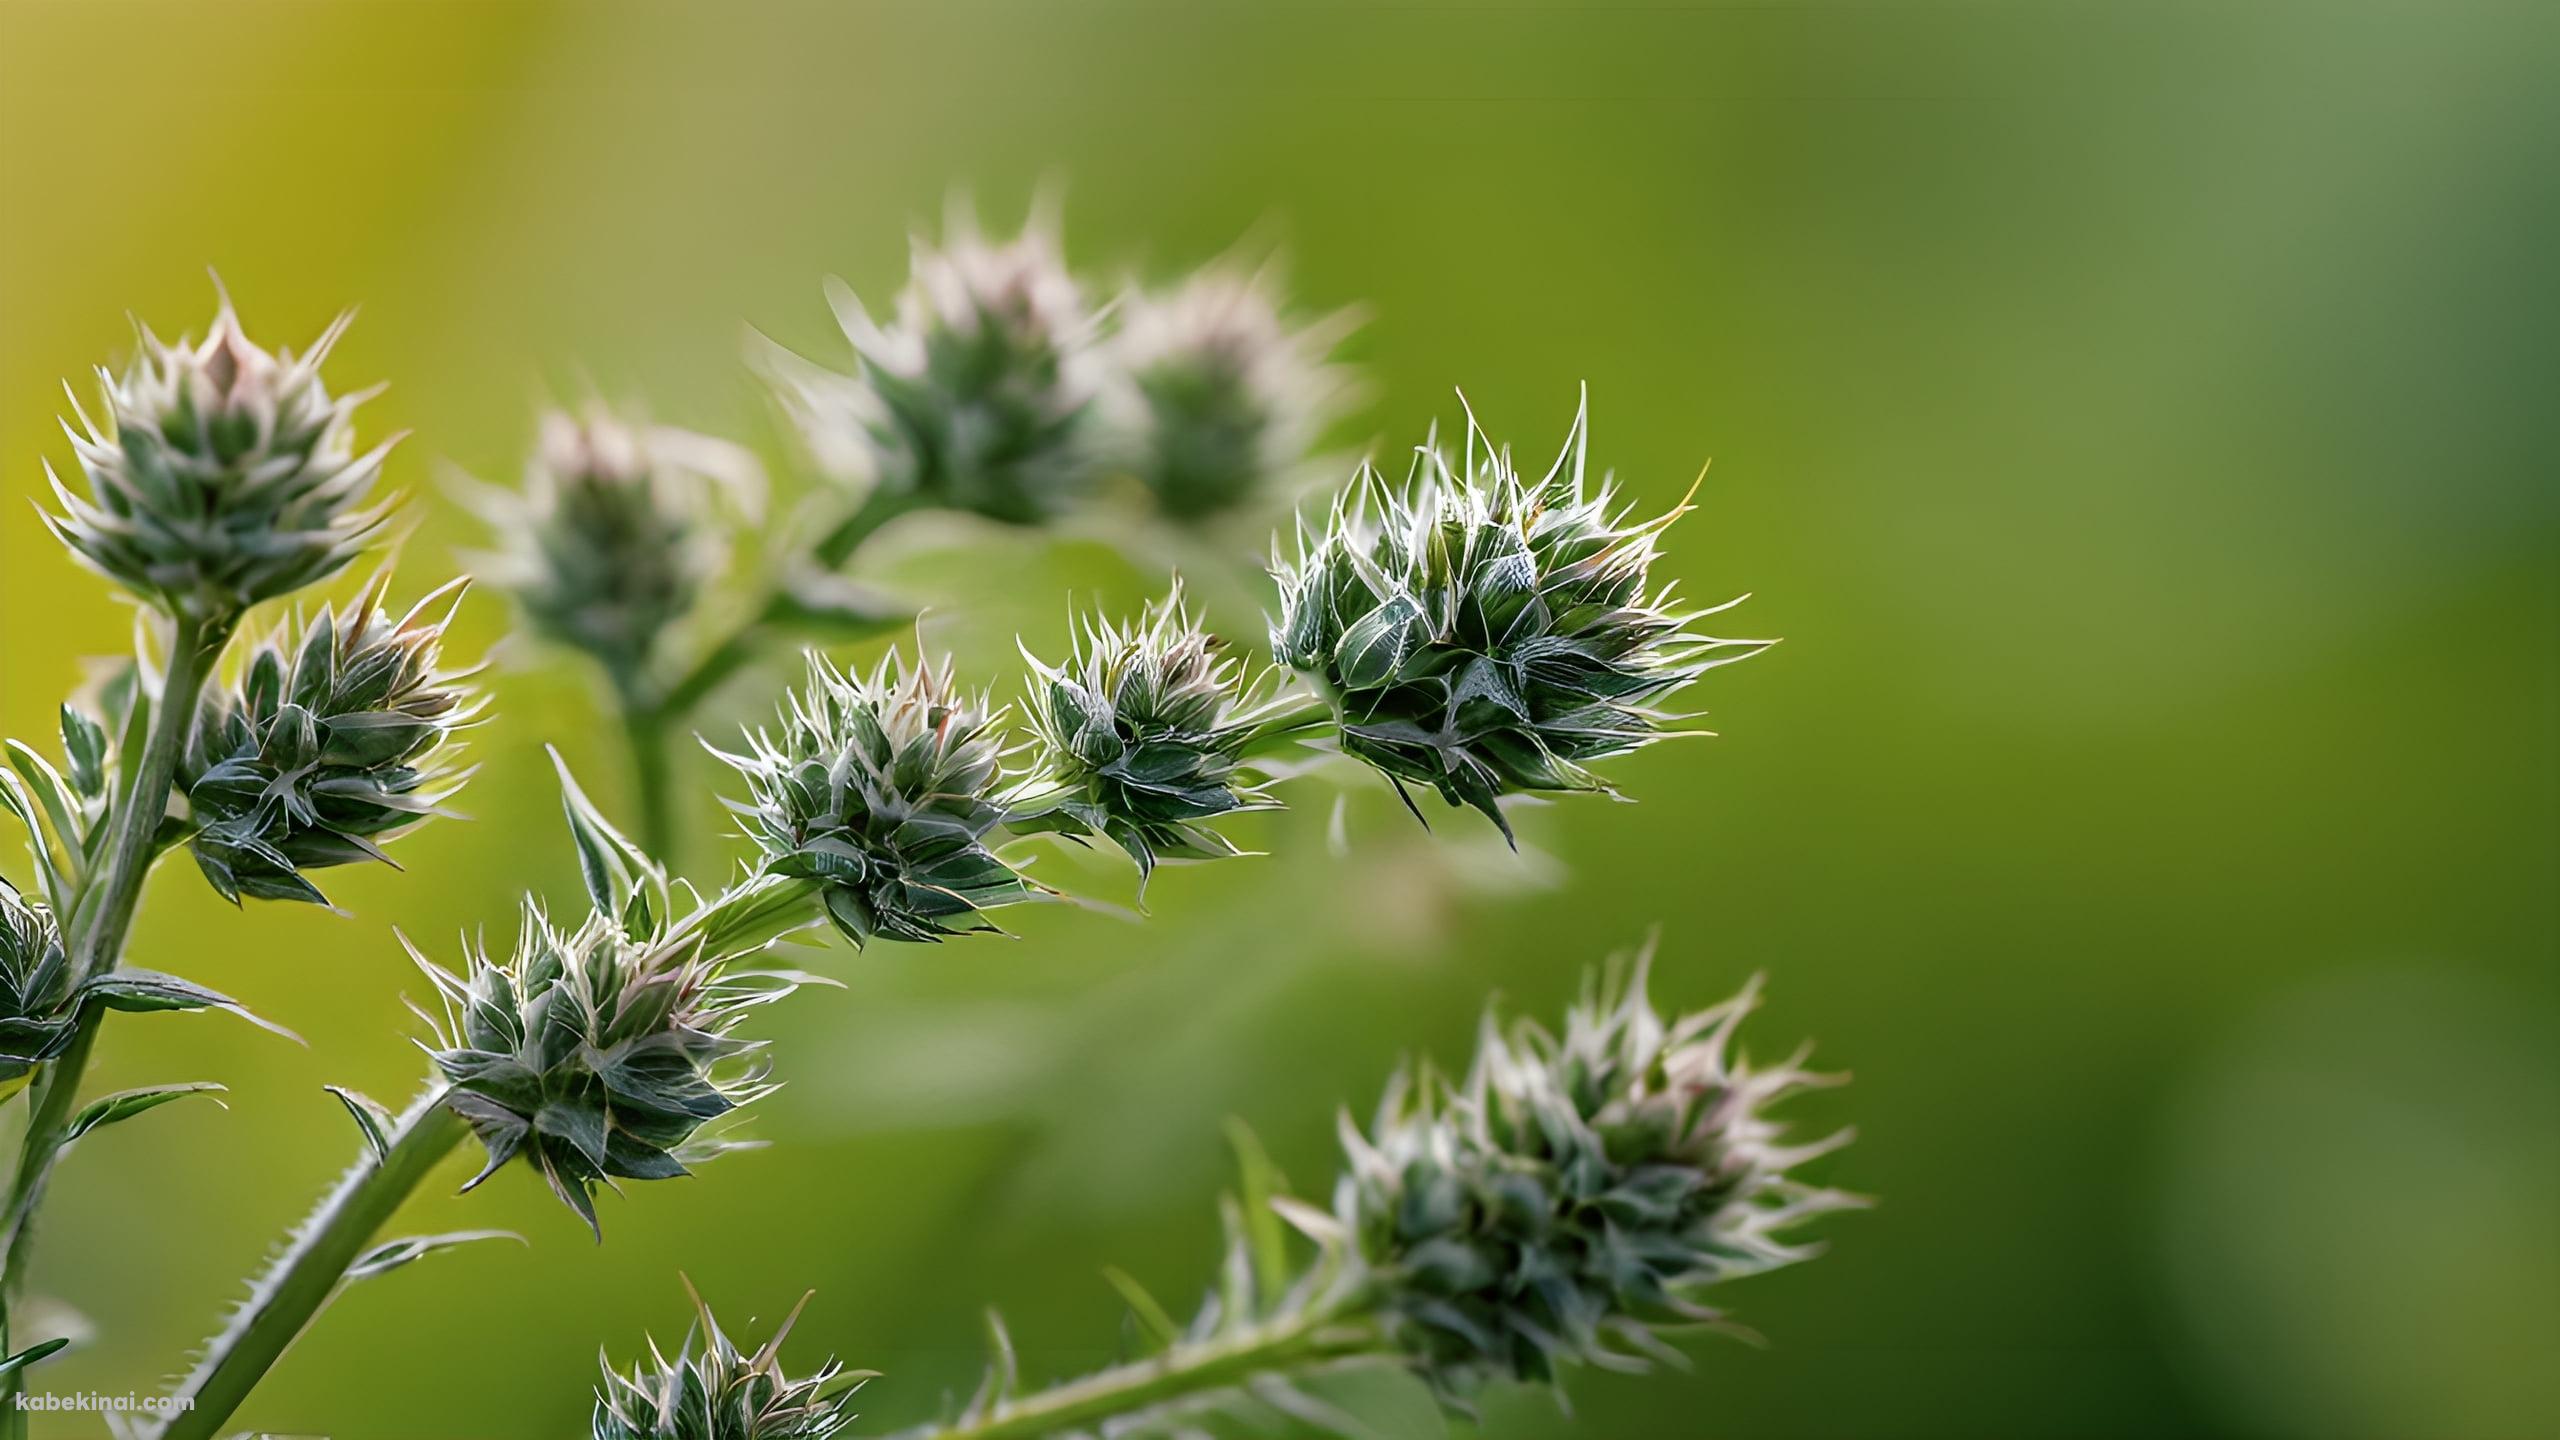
1272,394,1769,836
714,650,1030,947
1012,584,1294,882
182,573,480,906
592,1285,866,1440
1105,266,1354,521
1334,957,1859,1395
0,883,76,1098
414,901,785,1234
45,298,393,623
471,406,763,686
769,206,1100,525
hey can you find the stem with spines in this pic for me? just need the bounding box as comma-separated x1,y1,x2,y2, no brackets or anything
1,612,233,1422
151,1090,468,1440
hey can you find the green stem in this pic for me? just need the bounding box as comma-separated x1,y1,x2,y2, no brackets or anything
653,486,922,721
895,1306,1390,1440
152,1090,469,1440
0,612,231,1417
620,697,676,862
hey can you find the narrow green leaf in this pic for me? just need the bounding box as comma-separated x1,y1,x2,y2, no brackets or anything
63,1082,225,1144
325,1085,395,1163
4,740,81,861
345,1229,525,1282
1226,1117,1293,1306
81,969,302,1044
549,746,667,930
0,1337,70,1380
58,705,108,800
0,770,71,916
1100,1266,1181,1354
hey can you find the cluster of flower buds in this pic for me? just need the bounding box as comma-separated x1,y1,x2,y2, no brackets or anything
469,405,764,689
715,650,1029,947
1010,584,1298,884
1331,956,1862,1397
182,573,480,905
45,299,394,625
591,1284,865,1440
767,207,1351,532
1104,265,1355,521
1273,397,1771,837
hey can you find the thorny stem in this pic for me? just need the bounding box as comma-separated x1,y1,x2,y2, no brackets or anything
892,1302,1393,1440
150,1090,469,1440
1,611,232,1419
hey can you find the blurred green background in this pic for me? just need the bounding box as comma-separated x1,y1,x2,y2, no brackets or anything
3,2,2555,1436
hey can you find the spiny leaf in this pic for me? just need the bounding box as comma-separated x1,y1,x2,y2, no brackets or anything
63,1082,225,1144
326,1085,396,1163
345,1228,524,1282
81,969,301,1043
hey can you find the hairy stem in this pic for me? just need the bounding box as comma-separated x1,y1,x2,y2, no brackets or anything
1,612,231,1416
895,1305,1391,1440
152,1090,468,1440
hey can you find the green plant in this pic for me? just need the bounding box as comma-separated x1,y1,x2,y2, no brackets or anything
117,386,1767,1440
581,951,1857,1439
487,211,1356,862
0,294,477,1432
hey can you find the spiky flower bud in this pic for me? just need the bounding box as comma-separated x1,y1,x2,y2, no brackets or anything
1012,584,1293,882
0,883,75,1098
1336,958,1859,1394
45,298,393,623
770,207,1100,525
1271,396,1769,836
182,573,480,906
472,406,763,686
1105,267,1353,521
593,1285,865,1440
415,902,785,1233
715,650,1030,947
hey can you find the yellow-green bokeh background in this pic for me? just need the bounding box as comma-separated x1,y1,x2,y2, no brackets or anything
3,3,2554,1437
